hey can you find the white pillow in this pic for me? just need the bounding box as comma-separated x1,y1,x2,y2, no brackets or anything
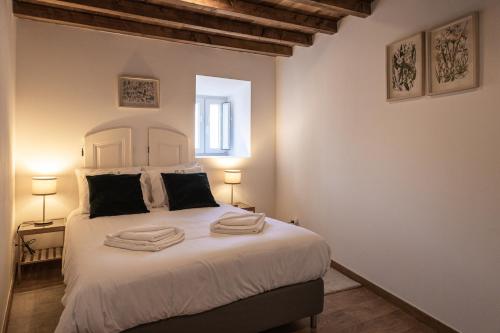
143,163,203,208
75,167,151,213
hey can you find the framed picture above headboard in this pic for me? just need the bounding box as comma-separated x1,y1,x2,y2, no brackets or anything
118,76,160,108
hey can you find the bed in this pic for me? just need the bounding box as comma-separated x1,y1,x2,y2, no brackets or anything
56,127,331,333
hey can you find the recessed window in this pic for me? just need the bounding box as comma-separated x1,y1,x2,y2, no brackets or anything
195,75,251,158
195,96,231,155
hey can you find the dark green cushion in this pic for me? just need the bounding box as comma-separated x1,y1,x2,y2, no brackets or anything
87,174,149,219
161,173,219,211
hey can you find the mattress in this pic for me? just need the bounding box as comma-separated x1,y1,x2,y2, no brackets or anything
56,204,331,333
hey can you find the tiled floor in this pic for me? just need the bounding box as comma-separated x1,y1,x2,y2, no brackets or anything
265,288,434,332
7,262,433,333
8,262,64,333
8,284,64,333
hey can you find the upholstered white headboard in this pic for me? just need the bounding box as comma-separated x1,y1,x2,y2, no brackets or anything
84,127,189,168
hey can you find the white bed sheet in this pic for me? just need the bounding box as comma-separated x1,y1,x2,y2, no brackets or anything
57,204,331,333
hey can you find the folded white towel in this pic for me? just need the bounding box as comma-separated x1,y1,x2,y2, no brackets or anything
217,212,266,226
104,227,185,252
108,225,176,242
211,212,266,235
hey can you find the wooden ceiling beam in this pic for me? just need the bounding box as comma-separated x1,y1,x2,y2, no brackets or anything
25,0,313,46
13,1,293,57
151,0,339,34
292,0,371,18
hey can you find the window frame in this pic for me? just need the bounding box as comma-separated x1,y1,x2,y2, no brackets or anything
195,95,232,157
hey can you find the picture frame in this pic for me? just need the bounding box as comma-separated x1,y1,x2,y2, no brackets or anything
427,12,479,96
386,32,426,101
118,76,160,108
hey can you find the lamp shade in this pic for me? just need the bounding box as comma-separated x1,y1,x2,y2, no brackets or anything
224,170,241,184
32,177,57,195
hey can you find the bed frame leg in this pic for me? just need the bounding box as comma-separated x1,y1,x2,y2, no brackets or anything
310,315,318,329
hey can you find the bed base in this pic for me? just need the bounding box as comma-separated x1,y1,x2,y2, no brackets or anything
124,278,324,333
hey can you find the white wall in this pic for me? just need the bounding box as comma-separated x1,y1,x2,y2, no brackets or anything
276,0,500,332
0,0,16,328
15,21,276,242
229,84,252,158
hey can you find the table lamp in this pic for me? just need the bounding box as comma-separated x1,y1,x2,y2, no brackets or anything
224,170,241,205
32,176,57,226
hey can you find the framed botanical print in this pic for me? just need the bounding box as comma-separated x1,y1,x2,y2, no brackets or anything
428,13,479,95
387,32,426,101
118,76,160,108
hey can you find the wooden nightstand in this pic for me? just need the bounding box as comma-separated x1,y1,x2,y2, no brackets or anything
17,218,65,281
233,202,256,213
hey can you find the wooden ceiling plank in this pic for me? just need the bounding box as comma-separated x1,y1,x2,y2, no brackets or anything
292,0,371,18
151,0,339,34
13,1,293,57
25,0,313,46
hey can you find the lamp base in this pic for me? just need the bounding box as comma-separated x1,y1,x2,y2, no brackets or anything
34,220,54,227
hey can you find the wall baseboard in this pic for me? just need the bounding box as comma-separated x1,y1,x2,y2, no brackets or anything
1,277,14,333
331,260,459,333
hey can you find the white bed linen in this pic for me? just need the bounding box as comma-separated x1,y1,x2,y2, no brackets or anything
57,204,331,333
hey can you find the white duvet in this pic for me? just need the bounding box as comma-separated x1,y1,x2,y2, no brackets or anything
57,204,331,333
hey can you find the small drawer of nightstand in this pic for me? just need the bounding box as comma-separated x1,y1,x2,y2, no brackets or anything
233,202,256,213
17,218,66,281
